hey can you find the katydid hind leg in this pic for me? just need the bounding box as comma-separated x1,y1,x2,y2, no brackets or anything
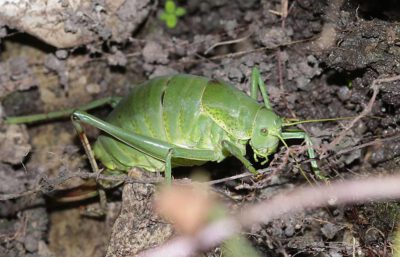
72,119,101,174
80,188,108,217
5,96,121,124
72,110,217,182
281,131,326,180
165,149,173,184
73,111,216,162
250,67,272,110
72,117,108,216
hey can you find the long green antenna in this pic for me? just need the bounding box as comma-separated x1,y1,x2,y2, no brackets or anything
282,117,356,127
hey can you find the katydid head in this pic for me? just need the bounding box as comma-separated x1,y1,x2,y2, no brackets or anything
250,108,283,162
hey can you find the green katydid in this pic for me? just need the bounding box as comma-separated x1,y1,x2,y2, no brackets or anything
5,67,330,206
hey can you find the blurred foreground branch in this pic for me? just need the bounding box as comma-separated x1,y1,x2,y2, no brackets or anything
138,174,400,257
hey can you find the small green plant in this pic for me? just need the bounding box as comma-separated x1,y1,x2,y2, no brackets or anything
347,80,353,89
160,0,186,29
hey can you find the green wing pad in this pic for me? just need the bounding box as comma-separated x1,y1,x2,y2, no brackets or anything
106,77,170,140
162,75,209,146
202,80,262,140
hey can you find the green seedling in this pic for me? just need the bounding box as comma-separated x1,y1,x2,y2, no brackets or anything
160,0,186,28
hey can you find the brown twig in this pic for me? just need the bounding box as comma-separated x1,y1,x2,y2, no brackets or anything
336,133,400,155
320,75,400,158
0,170,163,201
208,38,313,61
204,33,252,55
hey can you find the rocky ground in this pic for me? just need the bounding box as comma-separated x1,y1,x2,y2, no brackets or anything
1,0,400,256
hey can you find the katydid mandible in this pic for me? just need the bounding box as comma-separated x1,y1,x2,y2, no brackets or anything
5,68,322,185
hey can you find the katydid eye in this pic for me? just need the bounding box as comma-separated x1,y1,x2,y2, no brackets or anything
72,114,79,121
260,128,268,135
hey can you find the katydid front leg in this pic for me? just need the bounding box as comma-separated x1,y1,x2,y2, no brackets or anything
281,131,325,180
250,67,272,110
221,140,258,175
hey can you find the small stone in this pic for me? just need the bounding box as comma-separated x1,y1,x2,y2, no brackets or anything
0,26,7,37
259,27,290,48
142,42,169,64
223,19,238,37
64,19,78,33
86,83,101,94
107,50,128,67
284,224,295,237
55,50,68,60
38,241,54,257
329,250,343,257
337,86,351,101
44,54,64,72
149,66,178,79
228,67,243,81
321,223,340,239
24,234,38,253
0,124,31,165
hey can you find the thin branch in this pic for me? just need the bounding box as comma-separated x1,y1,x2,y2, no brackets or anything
321,75,400,158
209,38,313,61
0,171,163,201
204,33,252,55
336,133,400,155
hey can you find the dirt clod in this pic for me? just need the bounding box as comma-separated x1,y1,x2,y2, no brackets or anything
0,124,31,165
142,41,169,65
106,176,173,256
321,223,340,240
